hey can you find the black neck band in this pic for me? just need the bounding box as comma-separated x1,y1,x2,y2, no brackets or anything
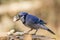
23,14,28,24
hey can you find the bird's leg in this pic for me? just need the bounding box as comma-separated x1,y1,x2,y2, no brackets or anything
23,29,33,34
27,28,33,33
32,30,38,35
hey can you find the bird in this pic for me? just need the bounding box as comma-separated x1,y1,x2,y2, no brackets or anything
13,12,55,35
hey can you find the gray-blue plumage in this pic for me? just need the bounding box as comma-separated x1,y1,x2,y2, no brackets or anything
25,14,46,24
15,12,55,35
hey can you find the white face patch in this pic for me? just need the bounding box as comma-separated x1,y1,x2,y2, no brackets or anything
20,16,25,22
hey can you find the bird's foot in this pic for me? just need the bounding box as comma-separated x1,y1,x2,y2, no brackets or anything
31,33,36,35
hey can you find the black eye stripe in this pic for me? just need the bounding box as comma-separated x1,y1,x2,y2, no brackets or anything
18,15,24,17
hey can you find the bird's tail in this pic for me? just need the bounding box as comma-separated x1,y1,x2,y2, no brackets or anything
36,24,55,35
47,29,55,35
41,25,55,35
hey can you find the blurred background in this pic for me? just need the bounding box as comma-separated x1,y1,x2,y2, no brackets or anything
0,0,60,40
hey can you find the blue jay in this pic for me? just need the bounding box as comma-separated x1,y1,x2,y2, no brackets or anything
13,12,55,35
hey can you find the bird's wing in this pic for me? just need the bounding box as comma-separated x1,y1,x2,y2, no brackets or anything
26,15,46,25
39,19,47,25
26,15,39,24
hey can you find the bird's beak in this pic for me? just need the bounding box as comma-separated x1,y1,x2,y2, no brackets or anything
13,16,19,22
16,19,20,21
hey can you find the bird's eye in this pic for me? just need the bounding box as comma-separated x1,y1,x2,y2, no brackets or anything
19,15,23,17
